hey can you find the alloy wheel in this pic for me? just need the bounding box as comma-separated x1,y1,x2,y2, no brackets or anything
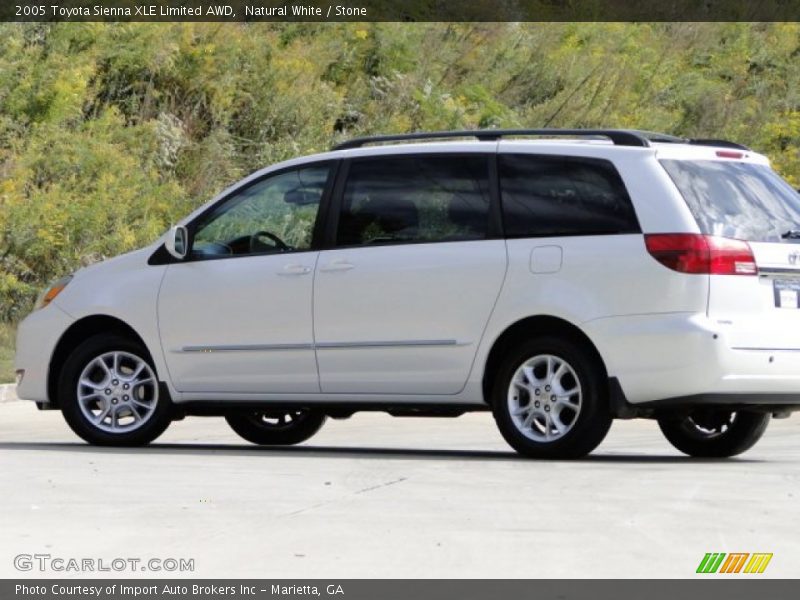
507,354,583,442
76,351,158,433
246,409,312,430
682,410,738,439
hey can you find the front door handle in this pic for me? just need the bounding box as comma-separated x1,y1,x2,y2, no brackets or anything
320,259,355,273
278,264,312,276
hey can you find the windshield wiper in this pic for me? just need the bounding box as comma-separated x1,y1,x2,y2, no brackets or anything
781,229,800,239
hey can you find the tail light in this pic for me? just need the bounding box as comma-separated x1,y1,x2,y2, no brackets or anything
645,234,757,275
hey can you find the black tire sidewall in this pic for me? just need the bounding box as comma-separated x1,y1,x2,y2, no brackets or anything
658,411,770,458
491,336,611,459
59,333,172,446
225,410,327,445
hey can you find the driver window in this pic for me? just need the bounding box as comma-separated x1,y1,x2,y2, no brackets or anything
192,164,329,258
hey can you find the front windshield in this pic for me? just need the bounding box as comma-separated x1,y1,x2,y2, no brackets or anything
660,159,800,243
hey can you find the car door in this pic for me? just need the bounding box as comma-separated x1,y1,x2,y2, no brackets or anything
313,151,507,395
158,162,334,394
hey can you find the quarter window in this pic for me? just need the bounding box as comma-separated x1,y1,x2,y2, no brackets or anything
499,154,639,237
336,155,491,247
192,165,330,258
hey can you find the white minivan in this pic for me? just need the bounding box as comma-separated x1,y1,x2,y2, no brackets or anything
14,129,800,458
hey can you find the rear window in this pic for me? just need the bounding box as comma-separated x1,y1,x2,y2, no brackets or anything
660,159,800,243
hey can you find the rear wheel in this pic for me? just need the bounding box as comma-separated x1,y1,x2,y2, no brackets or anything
657,409,770,457
492,337,612,459
59,333,172,446
225,409,326,446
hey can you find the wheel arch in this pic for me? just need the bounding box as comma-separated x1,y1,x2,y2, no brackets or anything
481,315,609,405
47,315,156,407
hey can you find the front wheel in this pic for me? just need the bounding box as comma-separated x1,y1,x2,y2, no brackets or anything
492,337,612,459
59,333,173,446
657,410,770,458
225,409,326,446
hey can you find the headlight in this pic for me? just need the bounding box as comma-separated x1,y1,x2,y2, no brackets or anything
34,275,73,310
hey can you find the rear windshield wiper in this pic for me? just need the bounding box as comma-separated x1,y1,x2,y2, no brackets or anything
781,229,800,239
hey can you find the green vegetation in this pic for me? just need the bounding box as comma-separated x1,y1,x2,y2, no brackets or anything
1,23,799,372
0,322,15,384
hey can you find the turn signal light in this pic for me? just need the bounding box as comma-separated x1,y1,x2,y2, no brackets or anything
34,275,73,310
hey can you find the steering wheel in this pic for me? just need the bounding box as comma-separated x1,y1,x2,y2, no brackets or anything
250,230,290,253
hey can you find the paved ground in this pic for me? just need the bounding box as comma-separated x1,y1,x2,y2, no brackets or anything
0,384,16,403
0,397,798,579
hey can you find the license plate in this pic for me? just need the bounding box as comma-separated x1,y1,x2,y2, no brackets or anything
774,279,800,308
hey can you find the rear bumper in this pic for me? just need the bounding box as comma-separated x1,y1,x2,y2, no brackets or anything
585,312,800,408
610,386,800,417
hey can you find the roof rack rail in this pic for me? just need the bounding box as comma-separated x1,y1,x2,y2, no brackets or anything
688,138,751,151
633,132,750,150
634,130,686,144
332,129,751,152
332,128,654,150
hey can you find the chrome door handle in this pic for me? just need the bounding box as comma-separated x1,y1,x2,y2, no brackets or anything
278,264,312,276
320,260,355,272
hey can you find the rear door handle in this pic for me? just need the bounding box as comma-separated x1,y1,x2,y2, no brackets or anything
278,264,312,276
320,259,355,273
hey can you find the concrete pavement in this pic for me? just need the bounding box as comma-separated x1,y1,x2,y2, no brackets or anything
0,384,16,403
0,398,798,578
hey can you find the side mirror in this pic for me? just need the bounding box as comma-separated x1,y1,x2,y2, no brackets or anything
165,225,189,260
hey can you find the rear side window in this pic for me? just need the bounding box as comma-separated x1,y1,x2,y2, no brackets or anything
660,159,800,243
336,155,491,246
499,154,639,237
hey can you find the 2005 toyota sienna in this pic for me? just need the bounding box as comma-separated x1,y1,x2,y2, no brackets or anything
14,128,800,458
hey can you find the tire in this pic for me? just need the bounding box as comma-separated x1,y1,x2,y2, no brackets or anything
491,336,612,459
225,409,326,446
58,333,172,446
657,410,770,458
